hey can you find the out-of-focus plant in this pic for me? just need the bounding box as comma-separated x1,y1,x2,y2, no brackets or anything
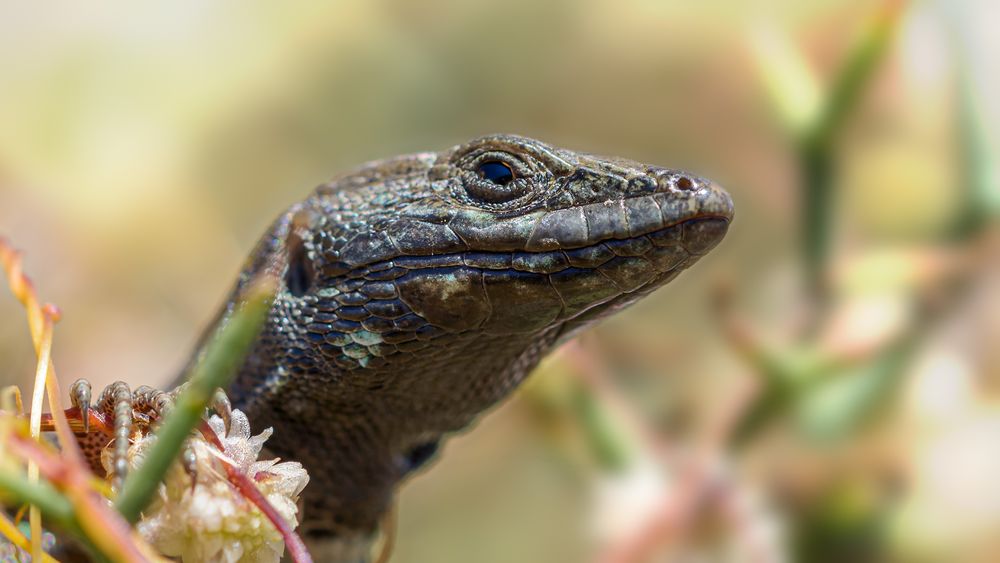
739,0,915,442
524,0,998,560
738,0,998,445
1,239,158,562
0,239,314,562
729,0,996,559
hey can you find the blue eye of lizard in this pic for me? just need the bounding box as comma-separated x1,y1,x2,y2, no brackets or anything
477,161,515,185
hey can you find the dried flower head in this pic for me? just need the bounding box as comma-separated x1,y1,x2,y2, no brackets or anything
116,410,308,563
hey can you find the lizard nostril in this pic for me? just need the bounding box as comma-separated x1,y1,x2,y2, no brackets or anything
648,168,698,193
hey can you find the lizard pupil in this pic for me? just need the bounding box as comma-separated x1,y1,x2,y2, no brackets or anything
477,161,514,185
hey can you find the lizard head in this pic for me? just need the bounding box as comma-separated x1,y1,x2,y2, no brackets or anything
287,134,732,339
226,134,733,535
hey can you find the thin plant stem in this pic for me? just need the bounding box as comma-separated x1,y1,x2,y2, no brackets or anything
114,278,275,524
798,0,906,326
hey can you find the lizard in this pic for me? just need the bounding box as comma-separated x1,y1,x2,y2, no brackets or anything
71,134,733,559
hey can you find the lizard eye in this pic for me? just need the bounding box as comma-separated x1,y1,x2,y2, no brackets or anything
477,161,515,185
466,158,528,203
460,150,535,204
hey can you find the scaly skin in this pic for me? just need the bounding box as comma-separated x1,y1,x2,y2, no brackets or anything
78,134,733,559
213,133,733,543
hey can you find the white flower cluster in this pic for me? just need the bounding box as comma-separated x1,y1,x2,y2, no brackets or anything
116,410,309,563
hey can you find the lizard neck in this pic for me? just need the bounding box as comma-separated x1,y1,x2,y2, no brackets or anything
229,319,561,536
201,134,731,550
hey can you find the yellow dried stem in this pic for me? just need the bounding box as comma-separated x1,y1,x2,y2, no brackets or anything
0,241,79,460
28,312,54,563
13,506,27,526
0,512,59,563
374,502,397,563
0,386,24,414
2,238,164,562
0,510,57,563
1,388,57,562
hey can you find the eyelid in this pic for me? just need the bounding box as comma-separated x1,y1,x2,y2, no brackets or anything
464,167,529,203
468,152,532,177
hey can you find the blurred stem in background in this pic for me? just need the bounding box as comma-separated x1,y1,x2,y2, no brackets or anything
798,0,905,327
525,0,999,560
752,0,904,326
738,0,909,443
731,0,998,559
951,48,999,240
739,0,998,445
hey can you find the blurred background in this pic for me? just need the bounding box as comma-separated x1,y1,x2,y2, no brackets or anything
0,0,997,561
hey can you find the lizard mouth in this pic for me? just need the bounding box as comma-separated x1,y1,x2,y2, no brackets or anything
550,215,728,337
339,214,728,280
334,214,729,335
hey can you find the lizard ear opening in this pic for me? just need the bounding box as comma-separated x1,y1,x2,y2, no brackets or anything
285,230,314,298
402,440,440,473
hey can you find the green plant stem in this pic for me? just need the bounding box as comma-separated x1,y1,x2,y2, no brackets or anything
0,472,78,535
808,2,903,148
0,470,111,562
569,380,634,473
114,279,275,524
951,65,997,239
800,141,834,315
799,0,905,323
